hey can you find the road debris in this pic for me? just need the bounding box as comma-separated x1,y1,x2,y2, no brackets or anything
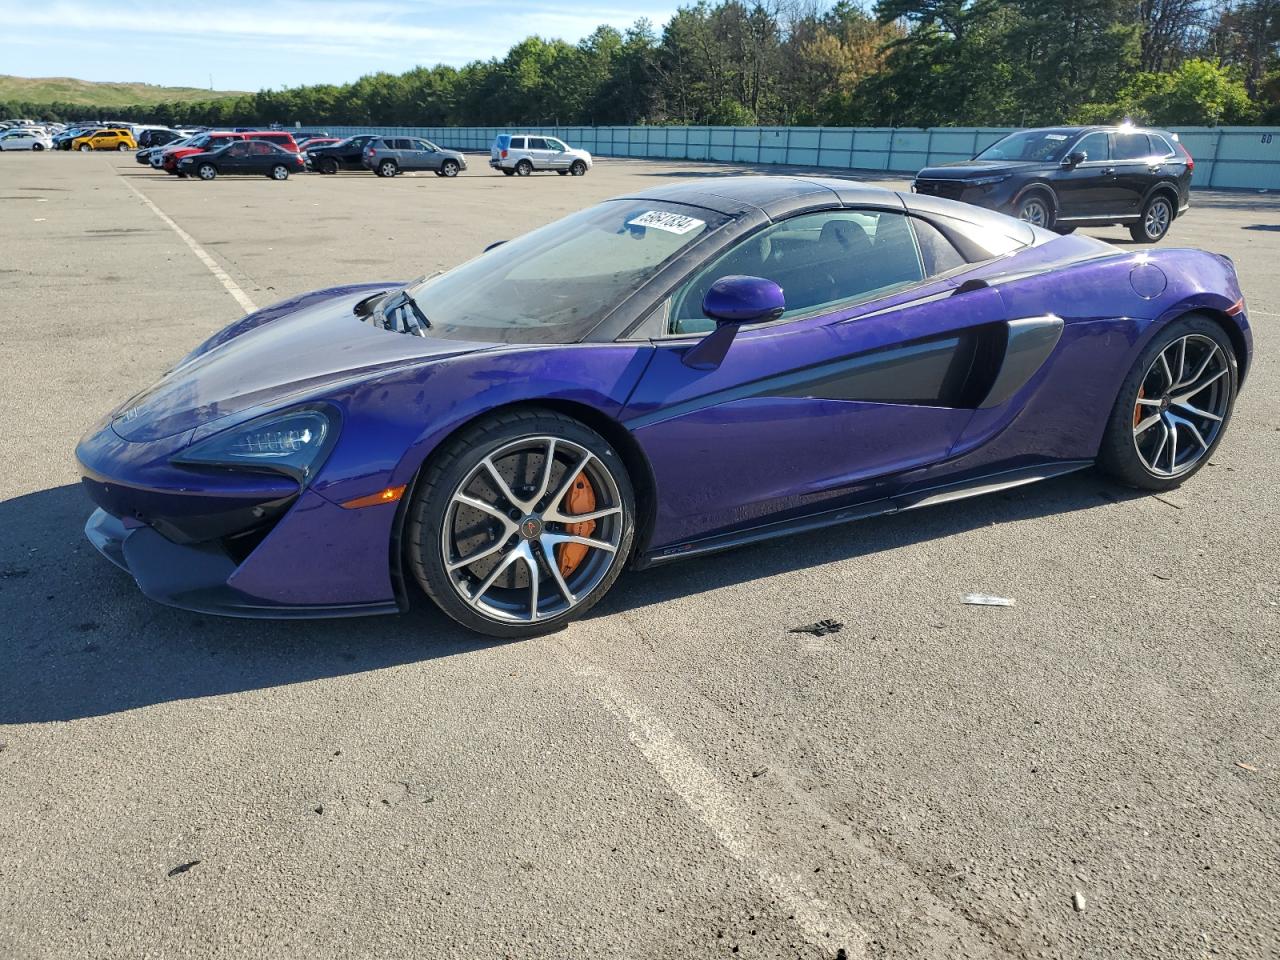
962,594,1016,607
790,619,843,636
1073,891,1087,912
167,860,201,877
1235,762,1259,772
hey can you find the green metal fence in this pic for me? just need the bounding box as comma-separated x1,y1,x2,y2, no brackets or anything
319,124,1280,191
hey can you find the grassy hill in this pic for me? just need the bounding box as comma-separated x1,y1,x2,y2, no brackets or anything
0,75,248,107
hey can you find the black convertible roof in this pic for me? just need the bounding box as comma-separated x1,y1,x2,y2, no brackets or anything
617,175,905,219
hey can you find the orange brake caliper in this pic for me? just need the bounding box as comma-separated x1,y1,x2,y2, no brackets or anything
1134,386,1145,428
556,471,597,577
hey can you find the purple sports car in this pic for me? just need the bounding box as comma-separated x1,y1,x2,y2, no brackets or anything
77,176,1251,637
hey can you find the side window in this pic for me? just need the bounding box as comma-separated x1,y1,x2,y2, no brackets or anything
912,219,967,276
1151,135,1176,158
393,138,412,150
1114,133,1151,161
510,138,526,149
226,143,249,157
1074,132,1110,162
528,137,549,150
251,142,273,155
668,210,927,335
546,138,566,151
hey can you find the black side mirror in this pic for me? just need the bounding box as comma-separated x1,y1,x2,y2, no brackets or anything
683,276,785,371
1062,151,1087,168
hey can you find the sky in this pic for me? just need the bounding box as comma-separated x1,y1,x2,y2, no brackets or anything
1,0,678,92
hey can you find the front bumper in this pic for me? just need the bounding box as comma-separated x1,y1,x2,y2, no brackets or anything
77,421,405,620
85,508,399,619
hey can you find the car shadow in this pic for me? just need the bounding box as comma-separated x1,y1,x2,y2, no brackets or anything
5,472,1146,725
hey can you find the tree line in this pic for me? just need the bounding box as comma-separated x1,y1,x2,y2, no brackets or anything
4,0,1277,129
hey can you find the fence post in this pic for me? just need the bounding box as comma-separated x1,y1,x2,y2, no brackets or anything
925,127,934,168
1209,128,1223,189
886,129,896,173
848,128,856,170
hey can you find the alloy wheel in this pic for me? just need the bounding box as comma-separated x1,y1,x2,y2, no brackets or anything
439,436,624,624
198,165,216,180
1132,334,1230,478
1018,196,1050,227
1144,198,1172,240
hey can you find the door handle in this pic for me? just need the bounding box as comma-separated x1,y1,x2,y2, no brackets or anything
1102,166,1115,176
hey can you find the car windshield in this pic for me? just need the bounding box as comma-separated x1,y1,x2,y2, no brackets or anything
400,200,727,343
975,130,1075,163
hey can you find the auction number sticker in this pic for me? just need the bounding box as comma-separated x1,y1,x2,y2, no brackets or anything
1045,134,1068,141
628,210,705,235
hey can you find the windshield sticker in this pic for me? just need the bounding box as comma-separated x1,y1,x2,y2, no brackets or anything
1044,134,1069,141
627,211,705,235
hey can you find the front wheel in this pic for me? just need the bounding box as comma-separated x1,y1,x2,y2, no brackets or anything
1130,194,1174,243
32,143,43,151
319,158,339,175
197,164,217,181
79,144,92,153
270,164,289,180
570,160,587,176
1098,315,1237,491
440,159,459,177
407,410,636,639
117,142,129,152
1016,192,1053,229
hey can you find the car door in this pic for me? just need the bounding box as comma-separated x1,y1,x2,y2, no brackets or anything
1051,131,1114,219
411,139,438,171
621,207,1020,553
221,141,252,172
248,141,277,173
543,137,572,170
525,137,553,170
1109,132,1156,217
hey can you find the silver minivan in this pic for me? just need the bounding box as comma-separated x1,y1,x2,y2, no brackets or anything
489,134,593,177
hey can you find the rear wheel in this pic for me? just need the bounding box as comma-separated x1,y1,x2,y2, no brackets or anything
440,159,459,177
270,164,289,180
1052,225,1076,235
378,160,397,178
408,410,635,639
319,158,339,175
1098,314,1236,491
1130,194,1174,243
570,160,587,176
197,163,217,181
515,159,533,177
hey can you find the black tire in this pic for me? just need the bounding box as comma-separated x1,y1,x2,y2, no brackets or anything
319,158,339,175
1130,193,1175,243
270,164,289,180
570,160,587,176
79,143,92,153
407,408,636,639
1015,190,1054,229
1097,314,1237,491
377,160,398,178
515,159,533,177
32,143,43,152
1052,225,1076,235
502,168,515,176
117,142,129,152
440,159,459,177
557,170,569,176
197,163,216,181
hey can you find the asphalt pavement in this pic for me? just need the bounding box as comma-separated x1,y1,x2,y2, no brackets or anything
0,150,1276,959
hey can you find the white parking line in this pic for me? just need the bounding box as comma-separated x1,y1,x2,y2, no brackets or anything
121,178,258,315
561,651,869,958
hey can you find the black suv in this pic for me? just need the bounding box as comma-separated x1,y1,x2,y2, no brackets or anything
912,126,1194,243
305,134,379,174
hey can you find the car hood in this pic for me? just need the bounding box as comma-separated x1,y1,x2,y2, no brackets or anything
112,288,491,442
915,160,1048,180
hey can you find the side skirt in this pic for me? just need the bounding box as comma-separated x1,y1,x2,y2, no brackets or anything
634,459,1094,569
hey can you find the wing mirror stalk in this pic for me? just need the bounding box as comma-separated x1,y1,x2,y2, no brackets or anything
682,276,785,371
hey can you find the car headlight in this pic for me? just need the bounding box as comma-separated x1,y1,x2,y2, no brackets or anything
968,175,1010,187
173,406,339,481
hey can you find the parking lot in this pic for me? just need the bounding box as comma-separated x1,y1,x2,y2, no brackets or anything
1,150,1277,959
